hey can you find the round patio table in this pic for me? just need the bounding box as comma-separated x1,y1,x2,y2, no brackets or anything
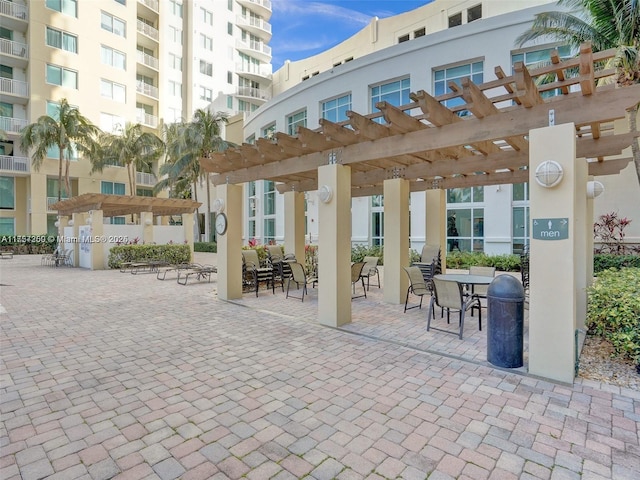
434,273,493,285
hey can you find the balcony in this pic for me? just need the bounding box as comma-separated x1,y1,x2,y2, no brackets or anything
236,14,272,40
235,86,271,104
0,155,28,174
136,81,159,99
0,78,28,103
136,19,159,41
136,171,157,186
136,109,158,128
137,0,159,14
0,38,28,68
0,0,28,31
0,116,28,135
237,0,271,18
235,38,271,63
236,62,272,82
136,50,159,71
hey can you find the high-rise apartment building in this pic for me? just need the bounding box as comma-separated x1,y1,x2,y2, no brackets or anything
0,0,272,236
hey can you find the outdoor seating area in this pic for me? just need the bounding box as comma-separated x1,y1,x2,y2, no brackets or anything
40,248,73,267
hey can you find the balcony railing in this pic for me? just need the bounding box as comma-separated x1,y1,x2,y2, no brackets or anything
236,14,272,34
47,196,68,210
239,0,272,12
0,38,28,58
0,77,28,97
136,50,159,70
137,0,159,13
136,19,159,41
0,0,28,21
0,116,28,134
236,38,271,57
236,86,271,101
0,155,28,173
136,171,156,186
136,110,158,128
136,81,159,99
236,62,272,79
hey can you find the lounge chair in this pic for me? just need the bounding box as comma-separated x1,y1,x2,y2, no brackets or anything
177,264,217,285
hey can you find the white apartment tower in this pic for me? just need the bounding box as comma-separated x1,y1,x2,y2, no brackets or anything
0,0,272,237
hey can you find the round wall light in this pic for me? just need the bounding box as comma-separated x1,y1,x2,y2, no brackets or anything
586,180,605,199
534,160,564,188
318,185,333,204
68,219,75,226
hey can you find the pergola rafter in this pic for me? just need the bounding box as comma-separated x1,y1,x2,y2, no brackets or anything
200,44,638,194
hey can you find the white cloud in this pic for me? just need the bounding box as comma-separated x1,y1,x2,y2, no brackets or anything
271,0,372,26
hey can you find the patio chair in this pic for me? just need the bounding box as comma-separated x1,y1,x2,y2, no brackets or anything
242,249,274,296
468,266,496,315
412,245,441,283
286,262,316,302
351,262,367,299
265,245,291,292
403,266,432,312
360,256,380,290
427,277,481,340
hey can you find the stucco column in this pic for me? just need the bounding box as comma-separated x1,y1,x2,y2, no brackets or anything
586,181,595,286
426,189,447,271
284,191,305,262
529,123,582,384
140,212,154,244
318,164,351,327
575,159,588,331
70,212,84,267
182,213,195,261
383,178,410,303
217,184,243,300
30,173,47,235
89,210,104,270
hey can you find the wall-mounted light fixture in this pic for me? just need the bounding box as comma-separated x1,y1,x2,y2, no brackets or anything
318,185,333,204
534,160,564,188
145,218,153,226
586,180,605,199
68,219,75,226
213,198,225,214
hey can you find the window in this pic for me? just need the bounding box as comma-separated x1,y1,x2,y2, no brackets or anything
45,0,77,17
101,45,126,70
263,181,276,244
100,79,126,102
448,12,462,28
262,123,276,139
200,86,212,101
0,176,15,210
201,7,213,25
167,81,182,98
101,181,126,195
414,27,426,38
0,218,14,235
47,178,70,199
169,0,183,17
101,11,126,37
100,113,124,133
398,34,409,43
0,66,11,79
228,22,233,35
114,0,126,4
370,78,410,123
446,187,484,252
200,34,213,51
169,53,182,71
227,71,233,84
287,110,306,135
46,27,77,53
434,61,483,113
46,64,78,89
227,96,233,109
322,93,351,123
199,60,213,76
248,181,257,218
468,4,482,23
372,195,384,247
512,183,529,253
137,188,153,197
169,26,182,44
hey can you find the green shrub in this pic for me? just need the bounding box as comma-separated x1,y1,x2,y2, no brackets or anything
445,251,521,271
194,242,217,253
587,267,640,363
351,244,383,265
108,244,190,269
594,254,640,273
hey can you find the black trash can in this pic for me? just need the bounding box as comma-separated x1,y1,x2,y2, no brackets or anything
487,275,525,368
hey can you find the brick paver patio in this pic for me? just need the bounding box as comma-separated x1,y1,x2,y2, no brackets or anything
1,255,638,479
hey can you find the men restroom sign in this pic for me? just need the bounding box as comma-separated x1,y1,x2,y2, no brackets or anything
532,218,569,240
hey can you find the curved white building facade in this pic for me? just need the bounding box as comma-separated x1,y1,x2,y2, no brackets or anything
239,0,640,253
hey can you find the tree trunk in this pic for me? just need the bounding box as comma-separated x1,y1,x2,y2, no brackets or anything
57,149,64,202
64,158,71,200
128,163,135,223
629,102,640,189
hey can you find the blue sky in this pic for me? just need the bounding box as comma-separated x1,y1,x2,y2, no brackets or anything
269,0,433,70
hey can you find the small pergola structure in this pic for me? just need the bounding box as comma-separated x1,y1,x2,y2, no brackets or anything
202,44,639,383
50,193,201,270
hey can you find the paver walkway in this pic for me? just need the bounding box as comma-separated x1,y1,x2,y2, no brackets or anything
1,255,638,480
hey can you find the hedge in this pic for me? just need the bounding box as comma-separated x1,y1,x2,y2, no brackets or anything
594,254,640,273
445,251,521,271
194,242,217,253
108,244,190,269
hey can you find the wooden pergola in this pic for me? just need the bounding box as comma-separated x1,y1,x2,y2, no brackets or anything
50,193,202,218
201,44,638,191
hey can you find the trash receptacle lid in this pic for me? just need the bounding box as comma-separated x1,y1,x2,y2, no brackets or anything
487,274,525,299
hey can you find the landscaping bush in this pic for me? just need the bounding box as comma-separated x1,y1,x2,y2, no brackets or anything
587,267,640,364
194,242,217,253
351,244,383,265
594,254,640,273
108,244,190,269
445,251,521,271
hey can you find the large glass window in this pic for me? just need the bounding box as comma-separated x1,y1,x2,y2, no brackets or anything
46,27,77,53
0,176,15,209
101,11,126,37
371,195,384,247
512,182,530,253
46,64,77,89
263,218,275,244
100,79,126,102
263,180,275,216
434,61,483,113
287,110,306,136
47,178,69,199
45,0,77,17
370,78,410,123
262,123,275,139
101,181,126,195
322,93,351,123
0,217,14,235
101,45,126,70
446,187,484,252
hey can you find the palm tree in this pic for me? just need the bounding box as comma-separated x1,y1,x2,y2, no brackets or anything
94,122,164,196
19,98,100,201
516,0,640,186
